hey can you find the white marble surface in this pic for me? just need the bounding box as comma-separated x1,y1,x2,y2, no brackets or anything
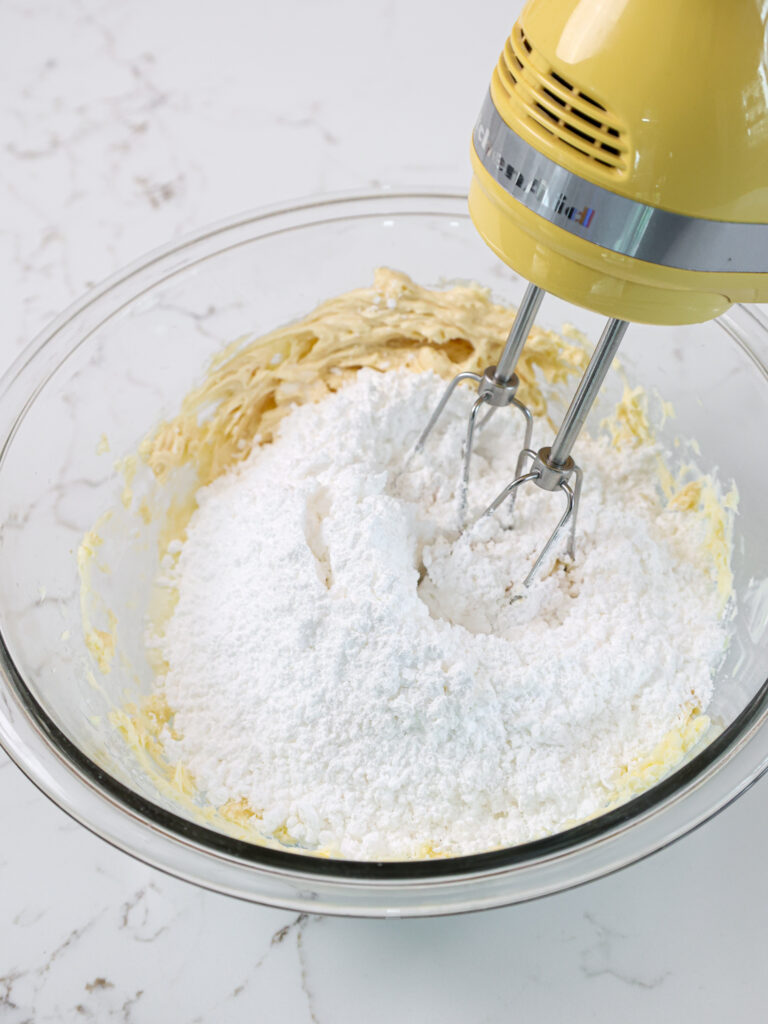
2,0,768,1020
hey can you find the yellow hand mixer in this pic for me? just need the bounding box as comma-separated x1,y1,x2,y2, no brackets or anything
416,0,768,586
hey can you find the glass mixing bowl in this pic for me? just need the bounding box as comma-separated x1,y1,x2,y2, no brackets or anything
2,190,768,918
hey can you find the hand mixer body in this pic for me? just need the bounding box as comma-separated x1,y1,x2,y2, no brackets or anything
470,0,768,325
418,0,768,585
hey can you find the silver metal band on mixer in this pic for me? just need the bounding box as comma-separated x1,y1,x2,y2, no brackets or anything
474,90,768,274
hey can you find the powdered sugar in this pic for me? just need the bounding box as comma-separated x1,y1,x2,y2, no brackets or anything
154,368,727,859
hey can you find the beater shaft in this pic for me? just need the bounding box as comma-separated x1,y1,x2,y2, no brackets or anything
549,318,628,467
480,315,629,590
495,283,545,383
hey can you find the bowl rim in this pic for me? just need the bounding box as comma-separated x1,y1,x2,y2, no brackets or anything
2,187,768,913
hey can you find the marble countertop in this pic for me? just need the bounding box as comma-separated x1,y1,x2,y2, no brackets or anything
2,1,767,1020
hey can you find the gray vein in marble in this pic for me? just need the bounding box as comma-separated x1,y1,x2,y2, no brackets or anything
74,0,167,114
134,174,184,210
224,913,307,1001
2,0,202,355
579,911,669,991
118,882,182,945
0,912,104,1020
297,914,322,1024
12,908,46,928
204,911,325,1021
581,963,670,991
118,366,169,410
275,102,339,147
269,912,308,950
119,888,147,930
152,296,249,344
51,477,115,534
0,969,24,1014
119,988,145,1023
41,916,104,977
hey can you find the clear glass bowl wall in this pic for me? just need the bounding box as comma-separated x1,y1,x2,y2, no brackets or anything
1,191,768,917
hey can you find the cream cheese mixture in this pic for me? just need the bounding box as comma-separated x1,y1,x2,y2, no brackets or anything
89,270,734,860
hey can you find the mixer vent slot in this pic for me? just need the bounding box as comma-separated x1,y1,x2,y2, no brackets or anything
495,24,628,176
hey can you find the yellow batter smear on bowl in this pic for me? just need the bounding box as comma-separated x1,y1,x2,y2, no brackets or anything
77,514,118,675
140,268,588,489
79,269,735,858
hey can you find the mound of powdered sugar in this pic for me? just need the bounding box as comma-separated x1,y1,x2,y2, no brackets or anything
154,368,727,859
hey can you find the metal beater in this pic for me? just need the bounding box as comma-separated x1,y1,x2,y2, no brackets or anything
416,281,627,586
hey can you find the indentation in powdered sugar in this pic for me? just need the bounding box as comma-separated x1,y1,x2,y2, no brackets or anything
303,486,333,589
154,368,728,859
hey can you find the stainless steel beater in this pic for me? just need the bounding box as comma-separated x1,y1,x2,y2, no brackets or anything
415,281,628,587
481,314,627,587
414,281,543,523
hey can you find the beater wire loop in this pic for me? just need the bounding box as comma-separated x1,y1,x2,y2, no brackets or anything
413,289,627,591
